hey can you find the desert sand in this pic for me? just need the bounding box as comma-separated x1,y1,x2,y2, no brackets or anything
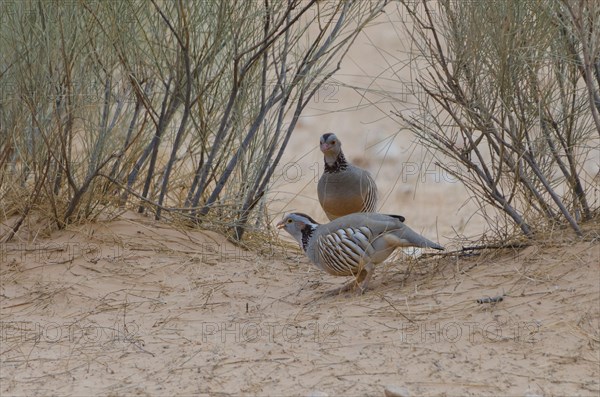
1,211,598,396
2,7,599,397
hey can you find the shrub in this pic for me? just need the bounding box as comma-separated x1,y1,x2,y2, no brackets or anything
0,0,388,242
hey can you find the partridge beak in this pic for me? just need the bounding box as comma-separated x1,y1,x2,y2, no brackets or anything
320,143,331,152
276,221,285,229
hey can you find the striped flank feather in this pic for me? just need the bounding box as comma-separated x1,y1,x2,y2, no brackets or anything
317,226,373,276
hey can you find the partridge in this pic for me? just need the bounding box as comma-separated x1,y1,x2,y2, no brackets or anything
317,133,378,220
277,212,443,295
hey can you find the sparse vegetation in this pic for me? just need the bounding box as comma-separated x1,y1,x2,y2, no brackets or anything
0,0,388,242
375,0,599,239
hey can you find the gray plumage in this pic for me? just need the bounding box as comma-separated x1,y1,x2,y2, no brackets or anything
317,133,378,221
277,212,443,295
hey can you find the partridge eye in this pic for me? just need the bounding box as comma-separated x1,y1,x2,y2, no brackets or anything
331,140,336,144
287,219,293,223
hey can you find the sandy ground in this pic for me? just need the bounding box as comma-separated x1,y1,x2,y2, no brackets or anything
1,212,598,396
2,6,600,397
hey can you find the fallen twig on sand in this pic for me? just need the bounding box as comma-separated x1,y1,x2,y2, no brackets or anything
476,295,504,304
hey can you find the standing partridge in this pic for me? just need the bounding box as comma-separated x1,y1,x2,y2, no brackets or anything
317,133,378,221
277,212,443,295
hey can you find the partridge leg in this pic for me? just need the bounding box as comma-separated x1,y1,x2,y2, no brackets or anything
356,263,374,295
324,263,374,297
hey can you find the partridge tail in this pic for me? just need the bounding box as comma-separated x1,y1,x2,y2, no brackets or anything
393,227,444,250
